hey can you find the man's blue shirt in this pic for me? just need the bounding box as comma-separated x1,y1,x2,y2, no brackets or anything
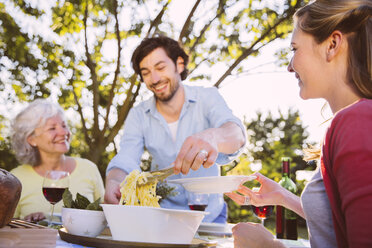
107,85,245,222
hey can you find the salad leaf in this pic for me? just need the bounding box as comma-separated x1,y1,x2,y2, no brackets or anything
62,188,102,211
75,193,91,209
86,198,103,211
62,188,74,208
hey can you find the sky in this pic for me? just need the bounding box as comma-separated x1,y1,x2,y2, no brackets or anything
169,1,330,144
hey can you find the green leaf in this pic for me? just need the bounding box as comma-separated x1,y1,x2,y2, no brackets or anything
86,197,103,211
74,193,91,209
62,188,73,208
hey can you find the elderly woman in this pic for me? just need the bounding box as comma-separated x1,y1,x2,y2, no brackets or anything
10,99,104,222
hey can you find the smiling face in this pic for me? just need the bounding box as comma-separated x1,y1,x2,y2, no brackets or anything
28,114,71,157
287,27,330,100
139,47,184,102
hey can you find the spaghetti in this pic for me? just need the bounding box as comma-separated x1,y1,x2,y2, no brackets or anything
119,170,161,207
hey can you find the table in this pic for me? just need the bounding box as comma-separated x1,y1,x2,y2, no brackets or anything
56,234,310,248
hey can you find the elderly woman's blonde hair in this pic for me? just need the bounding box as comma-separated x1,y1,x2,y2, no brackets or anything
11,99,67,166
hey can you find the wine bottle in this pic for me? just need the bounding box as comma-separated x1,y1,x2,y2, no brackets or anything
276,157,298,240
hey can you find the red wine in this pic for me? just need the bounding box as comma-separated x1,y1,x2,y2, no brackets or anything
189,204,207,211
251,205,274,219
42,187,67,205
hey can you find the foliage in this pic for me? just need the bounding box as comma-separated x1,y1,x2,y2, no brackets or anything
0,115,17,172
62,188,103,211
222,108,316,224
0,0,308,176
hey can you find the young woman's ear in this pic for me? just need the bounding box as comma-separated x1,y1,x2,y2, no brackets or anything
326,30,344,62
176,56,185,74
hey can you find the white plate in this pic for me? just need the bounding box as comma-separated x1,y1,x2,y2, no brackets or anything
168,175,256,194
198,223,229,232
197,223,233,236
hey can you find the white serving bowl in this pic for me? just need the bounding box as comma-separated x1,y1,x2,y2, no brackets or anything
61,207,107,237
101,204,207,244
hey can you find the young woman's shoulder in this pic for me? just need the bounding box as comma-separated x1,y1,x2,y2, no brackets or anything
328,98,372,140
334,98,372,121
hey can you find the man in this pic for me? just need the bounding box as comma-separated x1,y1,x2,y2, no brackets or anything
104,35,245,223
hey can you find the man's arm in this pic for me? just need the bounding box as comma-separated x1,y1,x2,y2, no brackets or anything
203,121,245,154
104,168,128,204
174,121,245,175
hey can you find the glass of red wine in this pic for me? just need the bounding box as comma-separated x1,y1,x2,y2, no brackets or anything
251,205,274,226
187,192,208,211
250,187,274,226
42,170,69,226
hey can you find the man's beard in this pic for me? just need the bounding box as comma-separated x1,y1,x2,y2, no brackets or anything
154,80,180,102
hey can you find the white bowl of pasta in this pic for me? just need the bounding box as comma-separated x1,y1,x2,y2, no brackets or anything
101,204,207,244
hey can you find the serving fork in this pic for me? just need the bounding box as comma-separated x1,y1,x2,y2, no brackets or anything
137,166,174,185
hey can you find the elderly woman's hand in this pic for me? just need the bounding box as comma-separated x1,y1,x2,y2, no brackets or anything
233,222,286,248
24,212,46,223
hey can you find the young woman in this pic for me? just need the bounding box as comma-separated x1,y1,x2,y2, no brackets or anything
11,99,105,222
226,0,372,247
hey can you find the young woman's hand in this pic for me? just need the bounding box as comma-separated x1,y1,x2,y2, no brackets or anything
225,172,286,207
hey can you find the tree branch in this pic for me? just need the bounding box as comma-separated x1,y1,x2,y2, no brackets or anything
178,0,202,43
103,0,121,134
214,7,296,88
83,1,100,137
189,1,227,53
146,0,170,38
105,74,141,146
67,71,91,147
188,57,209,75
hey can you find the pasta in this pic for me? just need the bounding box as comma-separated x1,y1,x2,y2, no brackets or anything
119,169,161,207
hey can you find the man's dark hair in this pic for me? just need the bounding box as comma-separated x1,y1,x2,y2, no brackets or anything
131,35,189,81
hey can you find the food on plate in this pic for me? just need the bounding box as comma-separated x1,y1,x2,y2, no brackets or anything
119,170,160,207
0,168,22,227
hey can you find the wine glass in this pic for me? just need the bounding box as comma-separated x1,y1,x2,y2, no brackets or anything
42,170,69,226
249,160,274,226
251,204,274,226
187,192,208,211
250,187,274,226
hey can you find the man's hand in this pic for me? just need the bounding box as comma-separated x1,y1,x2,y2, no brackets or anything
174,130,218,175
104,168,127,204
174,122,245,175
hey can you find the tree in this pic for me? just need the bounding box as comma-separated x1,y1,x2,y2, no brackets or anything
0,114,18,171
0,0,308,174
223,108,316,224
